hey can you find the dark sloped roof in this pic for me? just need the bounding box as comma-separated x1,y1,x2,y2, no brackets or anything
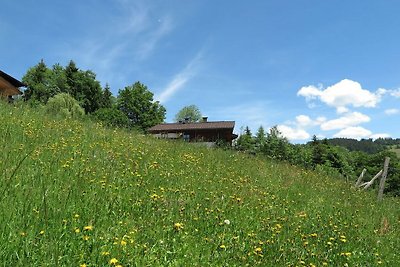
148,121,235,132
0,70,25,87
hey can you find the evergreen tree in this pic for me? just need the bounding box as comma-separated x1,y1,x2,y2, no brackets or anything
255,126,266,150
22,59,53,102
101,84,113,109
235,126,255,151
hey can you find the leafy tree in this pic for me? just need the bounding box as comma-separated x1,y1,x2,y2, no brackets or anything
46,93,84,119
23,60,104,114
174,105,202,122
117,81,166,130
93,108,130,128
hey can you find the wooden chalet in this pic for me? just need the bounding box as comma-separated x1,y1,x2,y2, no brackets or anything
148,117,237,146
0,70,25,100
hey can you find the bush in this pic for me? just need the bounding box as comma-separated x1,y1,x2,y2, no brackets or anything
46,93,84,119
92,107,130,128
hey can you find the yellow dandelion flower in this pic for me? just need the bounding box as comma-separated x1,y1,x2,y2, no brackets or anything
340,252,352,257
39,230,45,235
75,228,81,233
219,244,226,249
84,225,94,231
101,251,110,256
80,264,87,267
83,235,90,241
254,247,262,254
120,240,127,246
173,222,184,231
109,258,118,265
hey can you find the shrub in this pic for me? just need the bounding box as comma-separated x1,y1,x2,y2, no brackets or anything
92,107,130,128
46,93,84,119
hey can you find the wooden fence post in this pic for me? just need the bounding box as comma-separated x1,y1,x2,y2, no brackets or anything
355,168,366,187
377,157,390,201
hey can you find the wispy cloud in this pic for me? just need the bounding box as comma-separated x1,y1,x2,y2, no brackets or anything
59,0,174,88
385,108,399,115
155,52,203,103
210,101,272,134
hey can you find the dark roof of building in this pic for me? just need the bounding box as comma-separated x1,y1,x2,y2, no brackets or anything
148,121,235,132
0,70,26,88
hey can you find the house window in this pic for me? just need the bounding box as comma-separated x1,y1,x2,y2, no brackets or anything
183,134,190,142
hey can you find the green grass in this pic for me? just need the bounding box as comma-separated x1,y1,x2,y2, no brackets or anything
389,146,400,157
1,101,399,266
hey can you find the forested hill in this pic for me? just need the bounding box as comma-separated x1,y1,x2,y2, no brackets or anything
322,138,400,154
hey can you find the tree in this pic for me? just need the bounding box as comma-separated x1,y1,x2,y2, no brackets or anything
174,105,202,122
100,84,113,109
22,59,54,103
93,108,130,128
22,60,104,113
235,126,255,151
46,93,85,119
117,81,166,130
64,61,103,113
255,126,266,151
261,126,291,160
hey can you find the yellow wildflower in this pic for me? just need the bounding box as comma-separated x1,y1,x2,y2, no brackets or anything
109,258,119,265
173,222,184,231
84,225,94,231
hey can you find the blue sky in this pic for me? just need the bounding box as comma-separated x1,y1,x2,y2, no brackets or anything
1,0,400,142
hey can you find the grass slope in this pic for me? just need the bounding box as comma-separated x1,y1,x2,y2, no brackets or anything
1,102,399,266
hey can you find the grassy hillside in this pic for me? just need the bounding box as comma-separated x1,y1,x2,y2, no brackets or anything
1,102,399,266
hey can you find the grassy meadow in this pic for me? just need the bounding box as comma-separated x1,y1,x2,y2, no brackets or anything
1,102,399,266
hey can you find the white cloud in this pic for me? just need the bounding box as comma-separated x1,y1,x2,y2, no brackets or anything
297,79,384,112
294,115,326,127
320,112,370,131
155,52,203,103
295,115,312,127
385,108,399,115
333,127,372,139
277,125,310,141
336,106,349,114
389,89,400,98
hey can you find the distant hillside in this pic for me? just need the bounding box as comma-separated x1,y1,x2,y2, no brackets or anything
1,101,399,266
324,137,400,154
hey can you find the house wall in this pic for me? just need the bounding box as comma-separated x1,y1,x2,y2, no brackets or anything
152,129,234,144
0,76,21,97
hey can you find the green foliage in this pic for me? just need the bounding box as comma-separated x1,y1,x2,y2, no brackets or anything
117,81,166,130
235,129,400,195
100,84,114,109
22,60,104,114
92,107,130,128
45,93,85,119
326,138,385,154
22,59,55,103
1,102,400,266
235,126,255,151
174,105,202,122
64,60,103,113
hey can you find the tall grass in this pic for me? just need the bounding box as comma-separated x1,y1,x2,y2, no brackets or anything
1,101,399,266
